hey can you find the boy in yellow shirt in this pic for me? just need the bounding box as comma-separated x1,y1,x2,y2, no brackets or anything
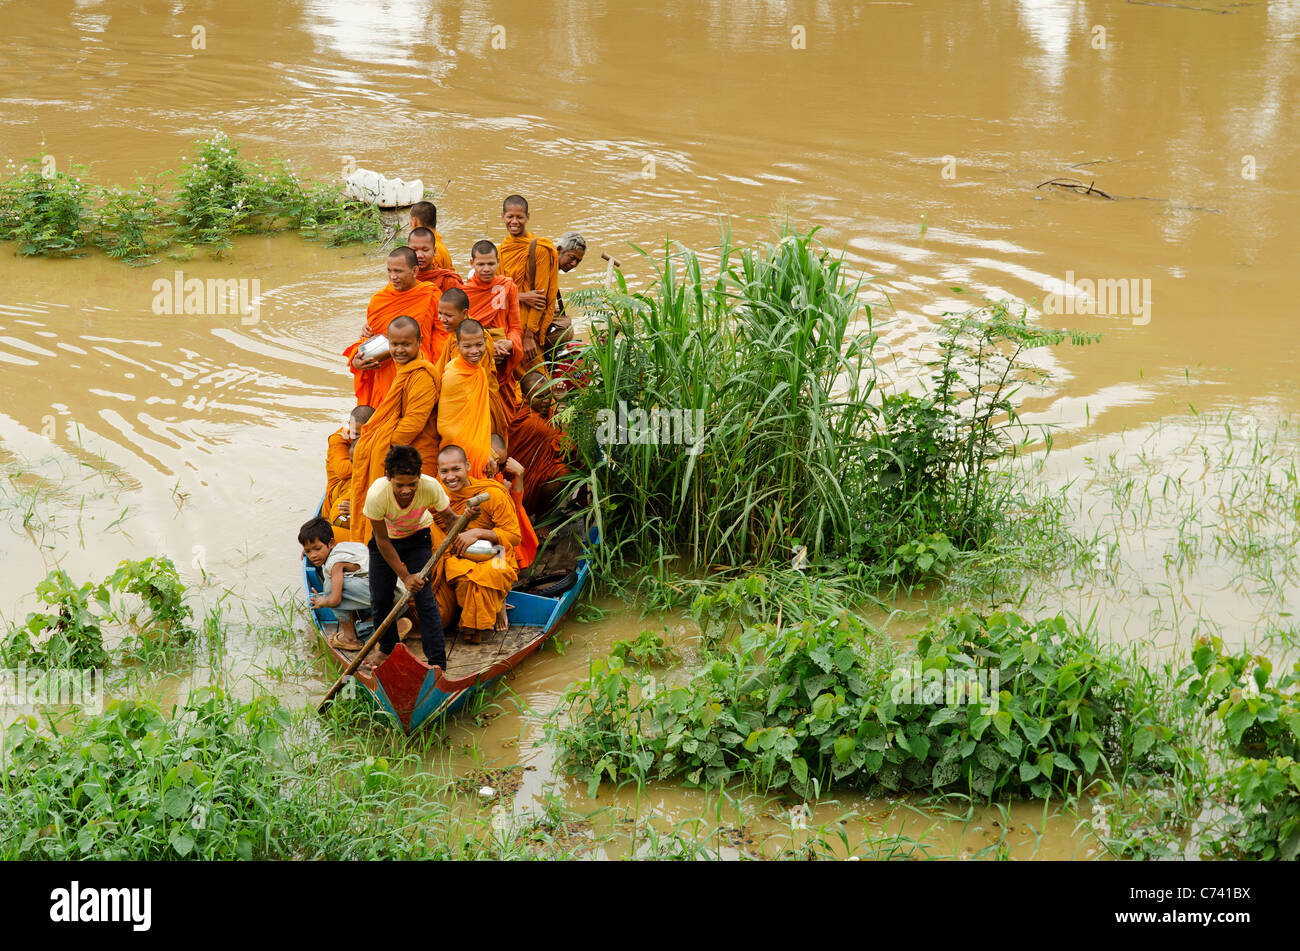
361,444,468,671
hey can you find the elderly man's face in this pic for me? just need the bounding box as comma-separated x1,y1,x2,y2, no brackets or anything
558,247,585,272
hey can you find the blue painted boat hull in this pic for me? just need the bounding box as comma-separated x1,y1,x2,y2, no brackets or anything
303,495,594,733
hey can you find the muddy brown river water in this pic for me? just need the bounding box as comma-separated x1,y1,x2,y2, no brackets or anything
1,0,1297,857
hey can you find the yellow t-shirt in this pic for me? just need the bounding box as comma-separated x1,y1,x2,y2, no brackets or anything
362,474,450,540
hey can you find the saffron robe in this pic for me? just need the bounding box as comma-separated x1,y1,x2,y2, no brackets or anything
498,231,559,372
494,472,538,569
433,230,453,270
435,353,511,478
463,273,523,389
508,407,571,515
417,266,464,296
324,427,354,543
343,282,441,409
348,357,440,544
431,477,520,633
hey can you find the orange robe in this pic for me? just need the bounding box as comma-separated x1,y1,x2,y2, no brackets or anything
324,428,354,543
435,353,511,478
495,473,538,569
508,407,571,514
463,273,523,397
498,232,559,372
431,477,520,633
433,231,453,270
417,266,464,296
348,358,440,544
343,282,442,409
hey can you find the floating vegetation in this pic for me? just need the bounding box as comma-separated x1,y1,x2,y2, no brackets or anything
0,131,385,263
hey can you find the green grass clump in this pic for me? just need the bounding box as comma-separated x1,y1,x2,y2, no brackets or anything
560,228,1098,588
0,690,439,859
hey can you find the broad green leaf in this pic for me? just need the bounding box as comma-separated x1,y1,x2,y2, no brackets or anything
1037,751,1054,781
811,693,837,720
791,756,808,785
170,831,195,858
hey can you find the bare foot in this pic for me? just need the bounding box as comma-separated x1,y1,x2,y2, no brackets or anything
396,617,413,642
461,628,482,645
494,609,509,634
361,650,388,672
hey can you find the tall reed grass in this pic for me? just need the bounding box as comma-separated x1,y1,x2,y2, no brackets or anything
562,228,1098,583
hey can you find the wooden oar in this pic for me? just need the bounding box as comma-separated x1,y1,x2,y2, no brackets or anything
317,492,489,713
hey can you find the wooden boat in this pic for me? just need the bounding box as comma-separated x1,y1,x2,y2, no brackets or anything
303,494,594,734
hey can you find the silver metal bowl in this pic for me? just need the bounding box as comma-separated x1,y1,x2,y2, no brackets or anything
358,335,392,362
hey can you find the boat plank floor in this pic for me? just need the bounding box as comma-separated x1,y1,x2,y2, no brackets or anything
442,625,544,678
322,622,546,677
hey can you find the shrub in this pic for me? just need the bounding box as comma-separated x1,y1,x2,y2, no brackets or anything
1181,638,1300,860
0,160,92,255
0,559,194,668
551,587,1181,802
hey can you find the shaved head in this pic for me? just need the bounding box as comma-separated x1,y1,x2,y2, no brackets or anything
502,194,529,214
438,444,468,466
409,226,435,242
388,246,418,269
389,314,421,339
471,239,497,260
410,201,436,230
456,317,485,341
441,286,469,311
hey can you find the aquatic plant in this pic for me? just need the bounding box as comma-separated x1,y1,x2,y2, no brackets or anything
609,629,680,668
1181,638,1300,860
0,159,92,256
0,690,437,859
0,559,195,669
562,230,1098,587
549,595,1184,803
0,131,383,263
0,570,111,669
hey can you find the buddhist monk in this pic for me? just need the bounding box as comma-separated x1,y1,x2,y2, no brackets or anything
434,286,471,366
547,231,587,362
410,226,463,296
509,370,572,515
409,201,453,270
348,316,440,545
463,239,523,404
436,318,509,479
490,432,537,573
324,404,374,541
361,444,462,671
344,247,441,409
497,195,559,374
431,445,520,643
